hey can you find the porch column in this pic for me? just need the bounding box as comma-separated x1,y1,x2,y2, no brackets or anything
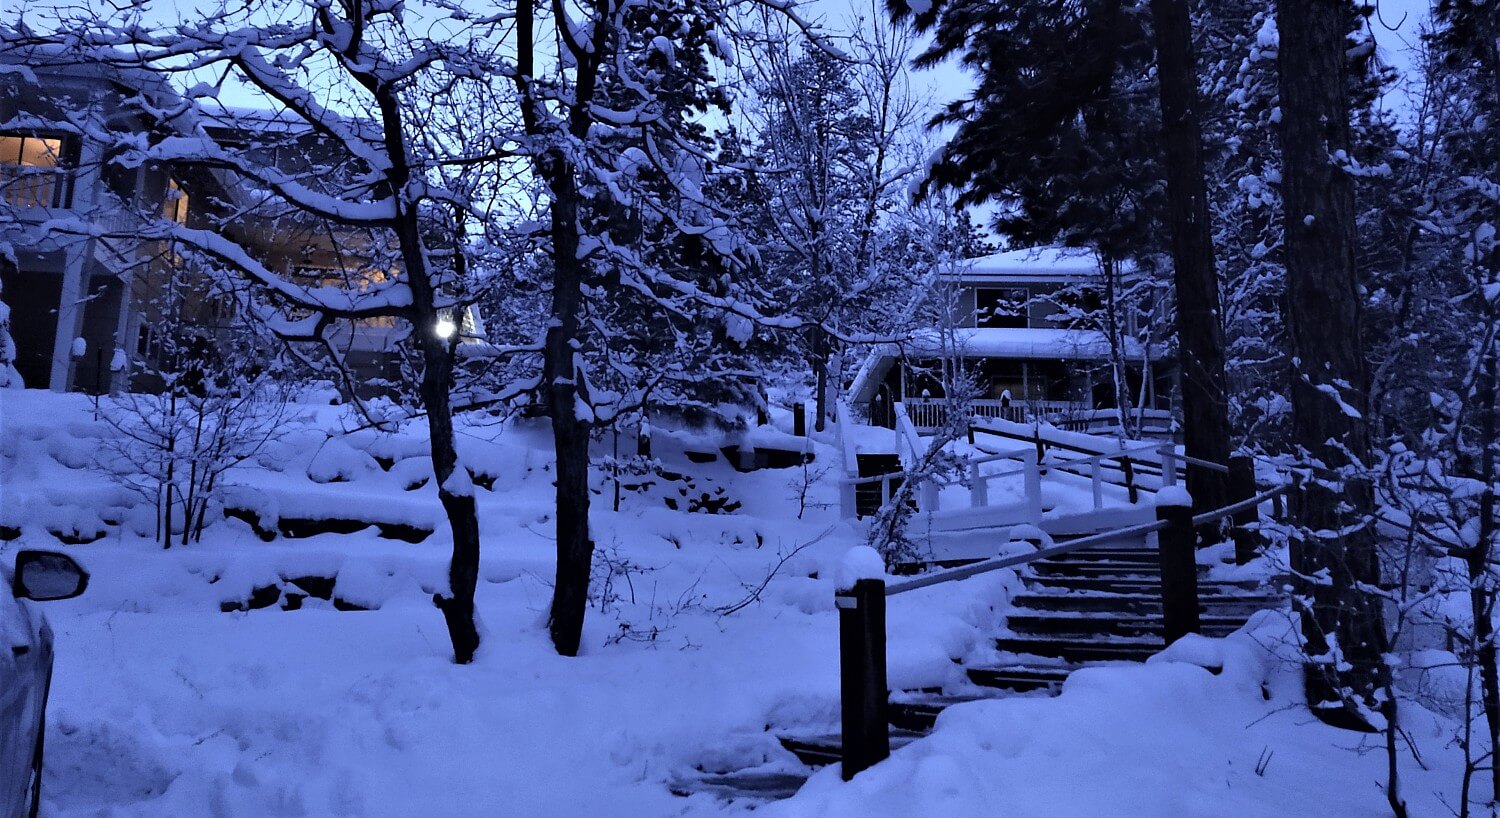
46,133,105,392
47,250,88,392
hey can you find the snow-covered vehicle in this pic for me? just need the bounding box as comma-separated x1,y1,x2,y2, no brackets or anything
1,551,88,818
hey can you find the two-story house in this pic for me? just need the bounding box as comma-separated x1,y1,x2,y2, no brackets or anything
848,246,1177,435
0,51,406,395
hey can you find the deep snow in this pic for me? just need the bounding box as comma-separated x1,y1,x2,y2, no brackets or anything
0,389,1473,817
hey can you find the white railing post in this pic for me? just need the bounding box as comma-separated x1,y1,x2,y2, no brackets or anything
969,461,988,508
841,479,857,519
1023,448,1043,524
1091,457,1104,510
1159,444,1179,488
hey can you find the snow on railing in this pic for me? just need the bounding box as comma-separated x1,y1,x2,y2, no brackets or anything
834,478,1295,780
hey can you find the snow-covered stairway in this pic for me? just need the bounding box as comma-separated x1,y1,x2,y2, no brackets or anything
674,525,1281,804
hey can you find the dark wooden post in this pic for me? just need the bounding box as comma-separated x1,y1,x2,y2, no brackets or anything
1122,457,1139,504
637,424,652,459
793,402,807,437
837,578,889,780
1156,497,1200,645
1228,455,1260,565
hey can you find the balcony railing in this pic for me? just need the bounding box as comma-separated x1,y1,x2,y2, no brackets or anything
902,397,1079,429
902,397,1172,435
0,164,74,209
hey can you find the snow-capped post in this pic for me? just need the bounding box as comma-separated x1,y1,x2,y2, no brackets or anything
835,546,889,781
793,402,806,437
1022,447,1043,523
1228,455,1260,565
1154,487,1200,644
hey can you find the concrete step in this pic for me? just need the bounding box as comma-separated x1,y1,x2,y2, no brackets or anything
1025,575,1262,594
995,634,1164,663
1013,591,1279,615
669,769,808,801
1005,612,1246,639
1029,564,1164,580
1044,548,1160,563
778,728,927,768
887,693,1000,731
965,664,1071,693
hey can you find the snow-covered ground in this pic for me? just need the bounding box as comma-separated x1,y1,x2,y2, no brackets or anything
0,389,1471,816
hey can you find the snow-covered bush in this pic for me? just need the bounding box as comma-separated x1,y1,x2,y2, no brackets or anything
97,378,289,549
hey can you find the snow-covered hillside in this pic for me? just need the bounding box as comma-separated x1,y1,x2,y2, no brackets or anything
0,390,1470,816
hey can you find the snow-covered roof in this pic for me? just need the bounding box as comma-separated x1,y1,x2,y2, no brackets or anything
909,327,1162,361
847,327,1166,404
945,246,1132,284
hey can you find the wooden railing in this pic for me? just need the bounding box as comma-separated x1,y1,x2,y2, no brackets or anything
833,477,1293,780
903,397,1173,435
903,397,1082,429
841,436,1198,521
0,164,73,209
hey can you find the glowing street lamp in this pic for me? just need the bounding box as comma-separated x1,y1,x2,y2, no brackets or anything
435,318,458,339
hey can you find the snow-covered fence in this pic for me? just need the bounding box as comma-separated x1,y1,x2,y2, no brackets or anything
892,402,926,468
841,440,1180,523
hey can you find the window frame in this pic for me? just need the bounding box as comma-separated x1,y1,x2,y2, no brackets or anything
974,286,1030,329
0,131,80,207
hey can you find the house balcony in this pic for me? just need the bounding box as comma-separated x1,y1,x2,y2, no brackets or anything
1,164,74,210
900,396,1175,438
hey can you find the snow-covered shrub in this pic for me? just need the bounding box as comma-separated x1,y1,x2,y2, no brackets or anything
97,378,290,549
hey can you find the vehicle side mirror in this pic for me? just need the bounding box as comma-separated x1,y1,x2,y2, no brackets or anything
13,550,89,601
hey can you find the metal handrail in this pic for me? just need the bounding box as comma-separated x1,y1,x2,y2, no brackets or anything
1190,485,1293,527
885,518,1171,596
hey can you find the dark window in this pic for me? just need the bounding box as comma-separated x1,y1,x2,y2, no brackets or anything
1049,287,1103,330
975,288,1028,328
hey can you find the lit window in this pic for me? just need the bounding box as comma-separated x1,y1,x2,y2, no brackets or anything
163,178,189,224
0,133,74,207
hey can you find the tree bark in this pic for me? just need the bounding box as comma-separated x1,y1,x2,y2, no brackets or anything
812,326,829,432
542,160,596,657
1148,0,1232,523
1275,0,1388,730
405,210,481,665
513,0,602,657
371,72,482,664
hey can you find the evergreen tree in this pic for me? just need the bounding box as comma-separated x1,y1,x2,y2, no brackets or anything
1275,0,1389,734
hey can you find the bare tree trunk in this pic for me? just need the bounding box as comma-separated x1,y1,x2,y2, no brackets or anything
511,0,600,657
373,82,483,664
1466,339,1499,804
1276,0,1388,731
542,166,595,657
409,241,481,665
812,325,829,432
1148,0,1232,519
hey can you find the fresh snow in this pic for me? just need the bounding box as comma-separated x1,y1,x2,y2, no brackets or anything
0,390,1474,817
